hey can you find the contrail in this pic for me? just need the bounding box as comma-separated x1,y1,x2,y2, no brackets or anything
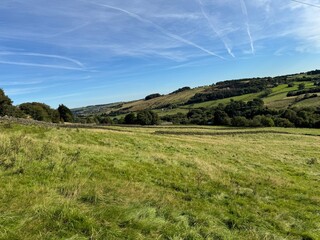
88,2,225,60
291,0,320,8
0,60,86,71
47,22,91,38
0,51,85,68
239,0,255,54
198,0,235,58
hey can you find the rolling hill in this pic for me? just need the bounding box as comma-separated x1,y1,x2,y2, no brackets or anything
72,71,320,119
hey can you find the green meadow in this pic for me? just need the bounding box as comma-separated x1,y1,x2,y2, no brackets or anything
0,122,319,239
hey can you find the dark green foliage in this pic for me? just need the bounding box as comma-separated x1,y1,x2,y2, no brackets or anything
96,115,113,125
259,88,272,98
161,113,188,124
306,69,320,75
0,89,24,117
58,104,74,122
231,116,248,127
136,110,159,125
160,99,320,128
145,93,161,100
19,102,60,123
188,78,273,104
187,109,208,125
170,86,191,95
274,118,294,128
123,111,159,125
287,87,320,97
298,83,306,90
214,110,231,126
0,89,12,106
288,82,294,87
259,115,275,127
124,112,136,124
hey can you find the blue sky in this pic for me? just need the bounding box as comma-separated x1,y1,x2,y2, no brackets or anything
1,0,320,108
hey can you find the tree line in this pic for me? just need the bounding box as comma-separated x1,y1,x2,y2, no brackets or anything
0,89,74,123
187,74,319,105
162,99,320,128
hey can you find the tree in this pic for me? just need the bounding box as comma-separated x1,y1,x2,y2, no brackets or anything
274,118,294,128
19,102,58,122
136,110,159,125
231,116,249,127
213,110,230,125
124,112,136,124
259,89,272,98
0,89,22,117
259,116,275,127
145,93,161,100
298,83,306,90
58,104,74,122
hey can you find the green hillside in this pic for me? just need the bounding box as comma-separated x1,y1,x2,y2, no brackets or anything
72,72,320,119
0,122,319,239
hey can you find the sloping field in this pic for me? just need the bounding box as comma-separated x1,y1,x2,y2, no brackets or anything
119,87,207,112
0,123,319,239
264,82,316,109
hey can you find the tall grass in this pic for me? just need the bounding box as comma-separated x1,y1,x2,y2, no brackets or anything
0,123,319,239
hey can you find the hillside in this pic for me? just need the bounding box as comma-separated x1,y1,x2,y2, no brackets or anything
72,86,209,117
72,71,320,118
0,121,319,239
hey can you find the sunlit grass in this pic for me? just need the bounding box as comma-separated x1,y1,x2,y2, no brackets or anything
0,123,319,239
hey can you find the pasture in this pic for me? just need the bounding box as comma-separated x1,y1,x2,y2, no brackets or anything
0,122,319,239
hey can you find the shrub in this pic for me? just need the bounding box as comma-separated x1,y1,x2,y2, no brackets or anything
274,118,294,128
136,110,159,125
145,93,161,100
124,113,136,124
231,116,249,127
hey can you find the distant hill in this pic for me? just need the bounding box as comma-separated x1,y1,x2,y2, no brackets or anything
72,71,320,118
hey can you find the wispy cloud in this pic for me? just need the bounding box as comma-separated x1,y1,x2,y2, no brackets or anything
86,1,225,60
0,51,85,68
239,0,255,54
1,0,320,107
197,0,235,58
0,60,85,71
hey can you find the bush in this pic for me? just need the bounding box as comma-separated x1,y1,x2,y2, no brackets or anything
145,93,161,100
298,83,306,90
136,110,159,125
274,118,294,128
19,102,60,123
231,116,249,127
58,104,74,122
124,113,136,124
170,87,191,95
260,116,275,127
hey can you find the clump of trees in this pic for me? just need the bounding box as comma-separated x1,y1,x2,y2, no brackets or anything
170,86,191,95
145,93,161,100
19,102,60,123
124,110,159,125
307,69,320,75
162,99,320,128
287,87,320,97
0,88,74,123
0,89,24,117
187,78,271,104
58,104,74,122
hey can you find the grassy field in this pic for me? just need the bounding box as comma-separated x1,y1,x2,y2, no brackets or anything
0,122,319,239
119,87,207,112
154,82,319,116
